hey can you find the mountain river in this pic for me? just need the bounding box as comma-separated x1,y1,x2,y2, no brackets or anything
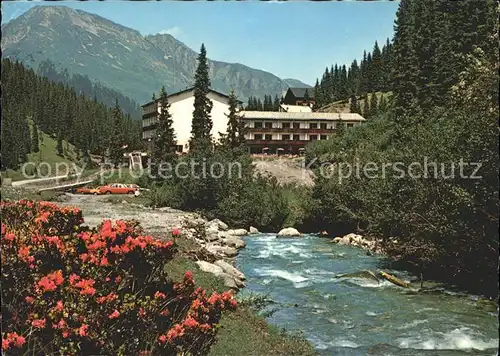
235,234,498,355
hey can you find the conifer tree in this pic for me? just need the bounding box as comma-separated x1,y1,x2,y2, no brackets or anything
363,95,371,119
369,92,378,117
304,89,310,104
339,65,348,100
109,99,124,167
56,132,64,157
273,94,280,111
378,94,388,113
335,118,345,138
349,94,358,113
257,98,263,111
152,92,156,101
371,41,383,91
190,44,213,151
313,79,324,109
221,89,246,150
31,122,40,153
152,86,177,174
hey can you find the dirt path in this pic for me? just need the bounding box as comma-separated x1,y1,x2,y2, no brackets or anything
59,194,197,239
252,157,315,186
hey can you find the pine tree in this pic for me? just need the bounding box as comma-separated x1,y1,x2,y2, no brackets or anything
221,89,246,150
363,95,371,119
392,0,420,117
371,41,383,91
304,89,310,105
257,98,263,111
335,118,345,138
313,79,324,109
152,92,156,101
109,99,124,167
31,122,40,153
332,64,340,101
378,94,388,113
369,92,378,117
56,131,64,157
273,94,280,111
349,94,358,113
190,44,213,151
152,86,177,174
339,65,348,100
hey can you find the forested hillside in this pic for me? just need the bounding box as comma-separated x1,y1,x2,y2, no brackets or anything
313,39,392,109
37,59,141,118
306,0,498,296
1,59,143,170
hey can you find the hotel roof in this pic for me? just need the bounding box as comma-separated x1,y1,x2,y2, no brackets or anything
239,111,365,121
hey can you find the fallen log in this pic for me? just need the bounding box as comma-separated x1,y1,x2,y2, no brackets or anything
379,271,410,288
336,270,380,282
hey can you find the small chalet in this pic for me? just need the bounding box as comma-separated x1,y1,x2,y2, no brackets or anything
282,87,315,107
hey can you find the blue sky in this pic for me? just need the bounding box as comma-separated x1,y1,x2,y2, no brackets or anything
2,1,399,85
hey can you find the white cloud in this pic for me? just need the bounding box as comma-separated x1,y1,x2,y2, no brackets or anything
159,26,182,38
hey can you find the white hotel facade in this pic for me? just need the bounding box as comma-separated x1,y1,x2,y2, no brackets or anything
142,87,365,154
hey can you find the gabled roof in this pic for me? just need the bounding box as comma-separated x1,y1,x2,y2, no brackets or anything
287,87,315,99
141,87,240,107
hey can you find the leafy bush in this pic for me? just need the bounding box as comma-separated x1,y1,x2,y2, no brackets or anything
305,46,498,296
150,149,291,231
1,200,237,355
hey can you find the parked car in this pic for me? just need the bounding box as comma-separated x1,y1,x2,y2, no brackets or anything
98,183,138,195
75,187,100,195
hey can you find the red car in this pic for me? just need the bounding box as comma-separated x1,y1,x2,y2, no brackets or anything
76,187,100,195
98,183,137,195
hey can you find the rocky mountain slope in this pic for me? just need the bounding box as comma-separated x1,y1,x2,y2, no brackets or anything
2,5,310,103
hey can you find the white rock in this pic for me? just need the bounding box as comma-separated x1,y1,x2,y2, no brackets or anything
196,261,224,275
214,260,246,280
224,236,246,249
206,245,238,258
337,236,351,245
277,227,301,237
331,237,342,243
227,228,248,236
206,218,229,231
249,226,260,234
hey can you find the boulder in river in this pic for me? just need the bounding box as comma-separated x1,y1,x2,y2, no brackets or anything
206,245,239,258
224,236,246,249
214,260,246,280
196,260,224,275
206,218,229,231
227,228,248,236
277,227,301,237
196,261,244,290
249,226,260,234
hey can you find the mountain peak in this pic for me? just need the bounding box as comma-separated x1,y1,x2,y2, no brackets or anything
2,6,310,103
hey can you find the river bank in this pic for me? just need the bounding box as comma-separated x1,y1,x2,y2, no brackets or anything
236,233,499,355
52,193,315,355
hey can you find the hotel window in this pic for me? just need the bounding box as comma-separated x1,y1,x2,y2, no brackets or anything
320,123,327,130
293,134,300,141
320,135,328,140
310,135,318,141
265,122,273,129
254,134,263,140
282,122,290,129
293,123,300,129
265,134,273,140
282,134,290,140
254,122,263,128
309,123,318,129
